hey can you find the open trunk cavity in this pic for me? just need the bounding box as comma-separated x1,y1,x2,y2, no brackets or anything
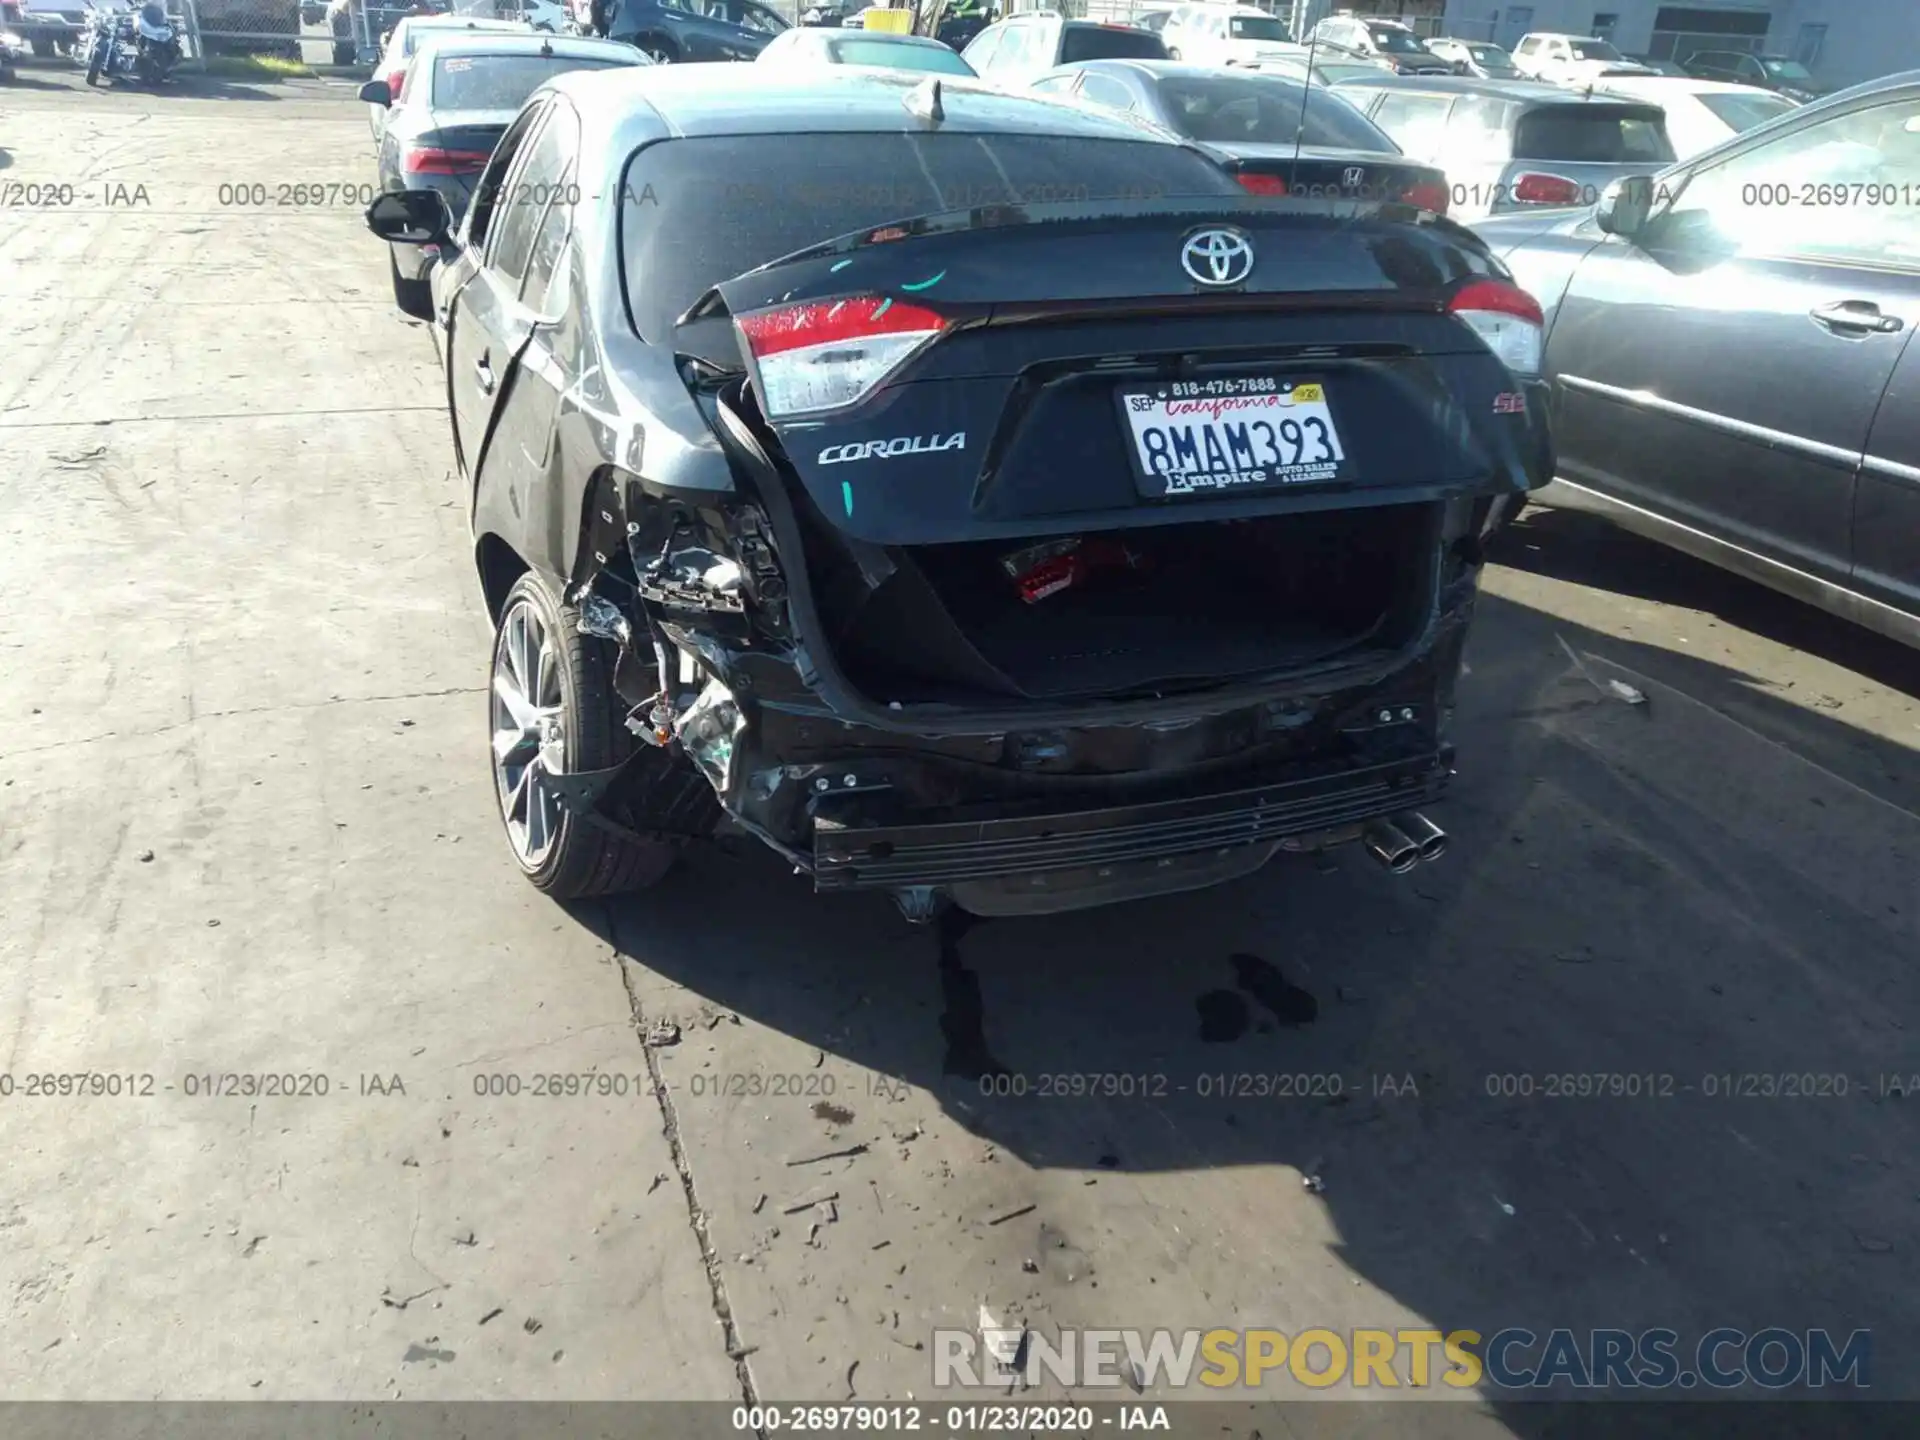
800,498,1441,706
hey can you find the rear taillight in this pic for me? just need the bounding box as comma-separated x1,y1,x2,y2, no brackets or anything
403,146,490,175
1399,179,1450,214
1447,279,1544,377
1235,172,1289,196
1511,171,1583,206
389,67,406,103
736,295,948,419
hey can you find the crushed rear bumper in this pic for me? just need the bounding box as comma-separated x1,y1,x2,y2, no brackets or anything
812,750,1449,897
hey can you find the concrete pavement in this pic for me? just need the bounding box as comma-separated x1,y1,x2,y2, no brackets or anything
2,65,1917,1428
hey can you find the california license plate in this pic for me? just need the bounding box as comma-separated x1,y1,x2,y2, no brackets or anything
1118,378,1347,500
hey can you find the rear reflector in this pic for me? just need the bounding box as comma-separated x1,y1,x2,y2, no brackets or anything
737,295,948,420
1512,171,1584,206
1447,279,1544,377
1236,172,1288,196
1400,180,1450,215
403,146,490,175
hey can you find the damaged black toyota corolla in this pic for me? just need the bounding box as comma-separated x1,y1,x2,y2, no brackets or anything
365,64,1553,919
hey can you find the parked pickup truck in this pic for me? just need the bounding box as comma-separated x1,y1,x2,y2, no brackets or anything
3,0,88,56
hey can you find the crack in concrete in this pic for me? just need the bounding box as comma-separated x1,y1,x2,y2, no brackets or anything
606,903,758,1409
0,687,484,763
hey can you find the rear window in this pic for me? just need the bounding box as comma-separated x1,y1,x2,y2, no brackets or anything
828,38,975,73
1567,39,1623,62
1697,90,1798,133
1228,16,1289,42
620,132,1235,346
1368,27,1425,55
1512,106,1675,163
1468,45,1513,67
1059,23,1168,63
431,52,631,110
1155,72,1398,151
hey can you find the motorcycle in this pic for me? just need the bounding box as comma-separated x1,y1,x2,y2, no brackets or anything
80,0,179,85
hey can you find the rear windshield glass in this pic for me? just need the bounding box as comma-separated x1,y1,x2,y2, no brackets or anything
1228,16,1289,41
1512,107,1675,163
1760,57,1813,81
620,132,1235,345
828,38,975,73
404,21,519,57
1568,39,1623,61
1059,24,1168,62
1156,72,1397,150
431,53,631,109
1368,27,1425,54
1697,90,1798,133
1468,45,1514,66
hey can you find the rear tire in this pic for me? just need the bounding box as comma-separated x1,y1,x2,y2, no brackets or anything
1165,46,1181,59
490,571,684,900
389,249,433,321
85,50,102,85
635,32,675,62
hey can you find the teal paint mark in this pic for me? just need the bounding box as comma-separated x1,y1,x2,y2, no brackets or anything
830,259,853,273
841,481,854,517
901,270,947,292
871,296,893,320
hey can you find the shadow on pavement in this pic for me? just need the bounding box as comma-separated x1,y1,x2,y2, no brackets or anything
569,522,1918,1418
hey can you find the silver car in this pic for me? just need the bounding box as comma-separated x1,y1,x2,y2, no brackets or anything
1333,73,1675,221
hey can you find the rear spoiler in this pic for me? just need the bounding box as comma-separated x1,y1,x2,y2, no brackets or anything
677,193,1476,329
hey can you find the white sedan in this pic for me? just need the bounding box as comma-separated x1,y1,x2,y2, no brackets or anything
1590,75,1800,158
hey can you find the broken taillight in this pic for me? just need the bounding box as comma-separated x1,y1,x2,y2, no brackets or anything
736,295,948,419
1447,279,1545,378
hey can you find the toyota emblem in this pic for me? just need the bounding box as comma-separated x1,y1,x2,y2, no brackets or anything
1342,166,1367,189
1180,227,1255,288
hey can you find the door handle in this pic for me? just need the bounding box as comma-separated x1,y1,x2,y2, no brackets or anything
474,354,495,395
1809,300,1904,335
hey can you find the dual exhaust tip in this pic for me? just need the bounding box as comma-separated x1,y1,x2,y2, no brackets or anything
1362,812,1448,874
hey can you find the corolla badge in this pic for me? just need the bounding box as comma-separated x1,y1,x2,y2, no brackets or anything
1180,228,1255,288
818,432,966,465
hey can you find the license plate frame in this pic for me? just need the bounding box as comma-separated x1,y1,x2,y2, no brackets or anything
1114,377,1349,501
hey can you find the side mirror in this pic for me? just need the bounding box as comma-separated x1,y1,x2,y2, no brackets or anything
1595,174,1654,239
365,189,454,248
358,78,391,105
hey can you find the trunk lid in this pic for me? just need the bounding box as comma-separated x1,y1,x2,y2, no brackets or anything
705,198,1543,546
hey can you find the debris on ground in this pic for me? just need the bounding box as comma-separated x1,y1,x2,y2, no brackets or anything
137,850,155,863
1301,1156,1326,1194
752,1193,768,1215
644,1020,682,1048
987,1202,1036,1227
1606,679,1648,706
453,1230,477,1246
845,1359,859,1398
479,1308,503,1326
523,1317,543,1334
647,1173,669,1195
782,1188,840,1215
1021,1258,1039,1273
787,1143,868,1167
727,1343,759,1360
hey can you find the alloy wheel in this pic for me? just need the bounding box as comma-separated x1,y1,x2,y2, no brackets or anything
491,598,567,867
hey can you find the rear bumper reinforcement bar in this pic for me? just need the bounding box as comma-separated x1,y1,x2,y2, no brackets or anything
811,753,1448,891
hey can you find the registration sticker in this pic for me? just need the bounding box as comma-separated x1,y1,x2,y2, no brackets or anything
1117,377,1347,500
